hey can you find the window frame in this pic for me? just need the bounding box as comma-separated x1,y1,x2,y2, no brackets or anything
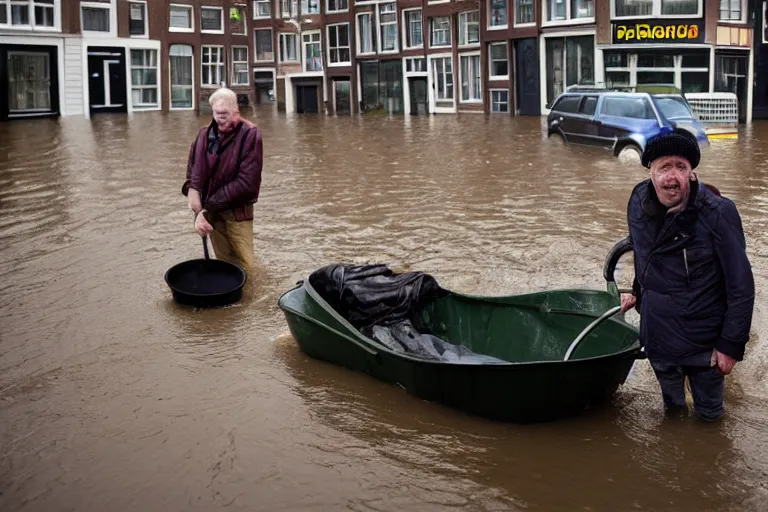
490,88,510,113
0,0,62,31
459,50,482,104
356,11,375,56
458,10,480,48
168,3,193,33
200,44,225,88
610,0,703,20
302,29,323,72
300,0,320,15
231,45,250,86
129,48,160,110
326,0,348,14
430,15,451,48
278,32,299,63
488,0,509,30
252,0,270,19
376,2,398,54
128,0,148,38
428,53,455,110
200,5,224,35
80,1,115,37
326,22,351,67
402,8,423,50
514,0,535,26
488,41,509,81
543,0,595,27
169,43,195,111
253,28,274,63
718,0,746,23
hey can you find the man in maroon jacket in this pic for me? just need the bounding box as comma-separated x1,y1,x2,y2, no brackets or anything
182,87,263,272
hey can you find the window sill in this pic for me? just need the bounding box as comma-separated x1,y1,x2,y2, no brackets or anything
488,25,508,31
201,30,225,35
489,75,509,82
169,27,194,33
328,62,352,67
254,59,275,64
611,14,702,21
542,18,595,28
459,99,483,105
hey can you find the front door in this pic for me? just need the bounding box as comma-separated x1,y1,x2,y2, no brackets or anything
296,85,319,113
715,52,749,124
409,77,428,115
515,38,540,116
87,46,127,115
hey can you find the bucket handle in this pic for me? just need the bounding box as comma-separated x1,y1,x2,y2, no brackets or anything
202,235,210,260
563,306,623,361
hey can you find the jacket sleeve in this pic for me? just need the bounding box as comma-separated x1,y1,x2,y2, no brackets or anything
205,127,263,213
181,131,202,196
713,200,755,361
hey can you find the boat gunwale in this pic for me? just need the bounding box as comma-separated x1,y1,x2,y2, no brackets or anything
277,278,644,367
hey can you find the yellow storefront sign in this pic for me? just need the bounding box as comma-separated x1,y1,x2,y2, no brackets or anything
615,24,700,42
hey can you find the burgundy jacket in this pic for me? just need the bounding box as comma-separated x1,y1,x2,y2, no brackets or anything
182,118,263,221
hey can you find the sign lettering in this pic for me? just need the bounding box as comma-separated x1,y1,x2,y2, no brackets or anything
612,19,704,45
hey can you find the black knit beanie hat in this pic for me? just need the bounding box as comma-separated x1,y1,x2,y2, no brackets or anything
641,128,701,169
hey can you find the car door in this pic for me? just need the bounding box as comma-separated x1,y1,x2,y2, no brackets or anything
548,94,582,142
569,95,600,146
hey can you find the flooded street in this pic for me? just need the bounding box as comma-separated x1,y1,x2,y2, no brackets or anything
1,109,768,511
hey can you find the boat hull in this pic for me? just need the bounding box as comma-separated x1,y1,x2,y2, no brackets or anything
278,280,644,424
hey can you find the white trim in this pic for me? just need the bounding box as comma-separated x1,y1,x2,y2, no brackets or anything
278,31,299,63
168,3,194,33
253,27,275,63
401,7,423,50
513,0,535,27
356,12,375,56
326,22,351,67
0,34,67,116
376,1,398,54
429,15,452,49
457,10,480,49
488,41,509,81
200,44,225,88
252,0,271,19
301,29,323,73
283,70,325,113
539,29,598,115
717,0,747,24
458,50,482,104
80,0,117,38
747,44,753,124
168,43,195,111
80,37,162,119
402,58,410,114
325,0,349,14
127,0,149,38
610,0,703,20
427,52,455,113
231,45,250,86
0,0,62,32
542,0,595,28
200,5,224,35
489,88,510,113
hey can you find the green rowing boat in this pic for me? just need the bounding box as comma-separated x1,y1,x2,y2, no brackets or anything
277,238,644,423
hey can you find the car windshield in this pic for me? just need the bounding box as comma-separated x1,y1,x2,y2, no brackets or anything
654,96,694,119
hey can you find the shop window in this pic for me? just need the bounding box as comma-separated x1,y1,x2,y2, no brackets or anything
7,51,52,113
603,50,710,94
613,0,701,18
545,35,594,104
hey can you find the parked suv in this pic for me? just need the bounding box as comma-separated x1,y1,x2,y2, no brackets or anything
546,89,709,160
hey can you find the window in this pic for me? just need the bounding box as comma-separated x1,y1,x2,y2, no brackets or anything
458,11,479,46
128,1,146,36
327,0,347,12
327,23,350,65
430,16,451,47
230,5,246,34
254,28,274,61
431,56,453,101
0,0,58,29
489,42,508,79
279,33,299,62
378,3,397,52
130,49,158,109
604,50,710,94
613,0,700,18
7,51,51,113
719,0,743,21
357,13,375,54
281,0,297,17
302,31,322,72
490,89,509,112
405,57,426,73
404,9,422,48
169,44,193,109
201,45,224,86
81,2,110,32
545,35,594,104
515,0,534,24
301,0,319,15
231,46,249,85
547,0,593,22
488,0,508,28
169,4,192,31
460,53,481,102
200,6,223,33
253,0,270,18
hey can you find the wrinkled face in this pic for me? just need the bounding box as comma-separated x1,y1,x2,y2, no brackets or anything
650,155,693,210
212,99,238,131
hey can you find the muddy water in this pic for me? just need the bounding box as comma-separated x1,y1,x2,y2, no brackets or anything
1,109,767,511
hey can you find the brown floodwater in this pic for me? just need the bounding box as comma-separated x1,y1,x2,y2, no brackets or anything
1,108,767,512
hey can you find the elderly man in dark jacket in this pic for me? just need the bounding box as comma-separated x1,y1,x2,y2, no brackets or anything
620,128,754,421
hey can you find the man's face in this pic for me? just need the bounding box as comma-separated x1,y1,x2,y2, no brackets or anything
650,155,693,210
212,100,238,132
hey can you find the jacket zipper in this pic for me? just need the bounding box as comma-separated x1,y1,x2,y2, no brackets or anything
683,248,690,284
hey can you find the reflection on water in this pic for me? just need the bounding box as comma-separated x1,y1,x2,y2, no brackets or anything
0,108,767,511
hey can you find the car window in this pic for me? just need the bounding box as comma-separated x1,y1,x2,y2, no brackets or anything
579,96,598,116
601,97,656,120
551,95,581,114
654,97,694,119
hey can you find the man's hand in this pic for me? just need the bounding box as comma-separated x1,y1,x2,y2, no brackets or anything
714,350,737,375
194,211,213,237
188,188,202,214
620,293,637,313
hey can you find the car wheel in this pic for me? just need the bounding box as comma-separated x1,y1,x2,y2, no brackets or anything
617,144,641,163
